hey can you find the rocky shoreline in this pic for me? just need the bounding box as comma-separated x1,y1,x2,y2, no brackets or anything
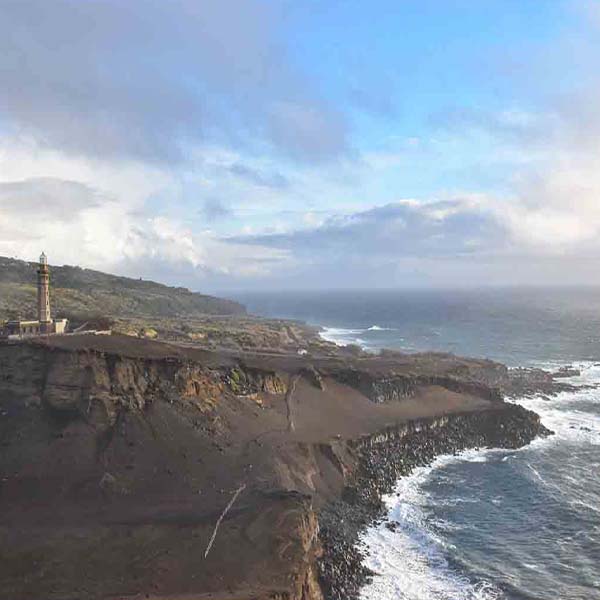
0,335,563,600
317,404,551,600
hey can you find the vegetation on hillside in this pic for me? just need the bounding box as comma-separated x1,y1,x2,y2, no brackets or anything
0,256,245,321
0,256,347,355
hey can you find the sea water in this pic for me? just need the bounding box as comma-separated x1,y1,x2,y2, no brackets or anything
234,288,600,600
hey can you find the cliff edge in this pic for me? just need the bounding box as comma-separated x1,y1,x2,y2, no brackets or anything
0,335,550,600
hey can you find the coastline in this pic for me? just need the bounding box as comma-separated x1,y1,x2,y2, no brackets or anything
311,322,582,600
329,361,600,600
358,447,502,600
0,334,567,600
317,405,551,600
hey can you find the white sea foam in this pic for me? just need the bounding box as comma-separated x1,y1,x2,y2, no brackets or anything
511,362,600,446
360,449,502,600
319,327,367,347
359,362,600,600
319,324,401,351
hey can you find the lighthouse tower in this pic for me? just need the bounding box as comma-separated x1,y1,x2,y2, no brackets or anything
37,252,51,328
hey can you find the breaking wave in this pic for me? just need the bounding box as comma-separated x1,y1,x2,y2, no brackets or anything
319,327,369,348
359,449,503,600
319,325,399,349
359,362,600,600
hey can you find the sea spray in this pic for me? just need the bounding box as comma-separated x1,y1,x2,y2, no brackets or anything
359,363,600,600
318,406,546,600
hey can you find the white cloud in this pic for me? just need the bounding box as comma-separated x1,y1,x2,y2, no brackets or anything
233,197,505,259
0,173,289,285
495,156,600,252
3,0,600,291
0,0,347,163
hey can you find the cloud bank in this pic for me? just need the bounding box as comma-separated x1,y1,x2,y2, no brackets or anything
0,176,288,286
2,1,600,290
0,0,347,163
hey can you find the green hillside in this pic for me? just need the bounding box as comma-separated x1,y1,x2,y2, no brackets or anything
0,256,245,321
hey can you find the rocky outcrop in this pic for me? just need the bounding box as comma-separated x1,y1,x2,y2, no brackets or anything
0,337,554,600
0,343,47,405
0,343,287,427
317,405,550,600
225,364,288,396
287,499,324,600
300,365,325,390
331,368,503,404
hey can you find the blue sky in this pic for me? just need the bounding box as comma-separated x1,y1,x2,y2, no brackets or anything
1,0,600,290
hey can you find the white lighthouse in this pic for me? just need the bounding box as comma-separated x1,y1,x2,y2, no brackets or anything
0,252,68,338
37,252,51,327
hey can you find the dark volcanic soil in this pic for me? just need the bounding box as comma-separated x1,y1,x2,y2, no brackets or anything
0,335,556,600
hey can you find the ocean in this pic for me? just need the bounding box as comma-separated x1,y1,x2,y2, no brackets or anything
234,288,600,600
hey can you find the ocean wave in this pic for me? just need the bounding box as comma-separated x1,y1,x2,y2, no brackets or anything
319,324,402,351
320,327,365,336
568,498,600,516
514,369,600,446
367,325,396,331
360,449,503,600
319,327,368,347
360,361,600,600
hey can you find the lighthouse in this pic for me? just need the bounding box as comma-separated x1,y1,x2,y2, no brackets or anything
0,253,68,338
37,252,51,329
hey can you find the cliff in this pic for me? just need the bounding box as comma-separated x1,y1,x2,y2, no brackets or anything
0,335,550,600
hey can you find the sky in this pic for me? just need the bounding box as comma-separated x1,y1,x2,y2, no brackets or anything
1,0,600,291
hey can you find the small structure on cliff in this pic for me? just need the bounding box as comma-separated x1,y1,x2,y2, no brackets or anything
0,253,68,338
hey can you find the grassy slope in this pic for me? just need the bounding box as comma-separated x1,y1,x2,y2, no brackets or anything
0,257,339,354
0,256,245,321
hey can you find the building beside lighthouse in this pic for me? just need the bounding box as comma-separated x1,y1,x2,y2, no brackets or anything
1,253,68,338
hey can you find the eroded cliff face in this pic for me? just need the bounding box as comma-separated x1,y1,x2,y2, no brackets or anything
0,341,321,600
0,343,287,426
330,367,504,404
0,338,548,600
